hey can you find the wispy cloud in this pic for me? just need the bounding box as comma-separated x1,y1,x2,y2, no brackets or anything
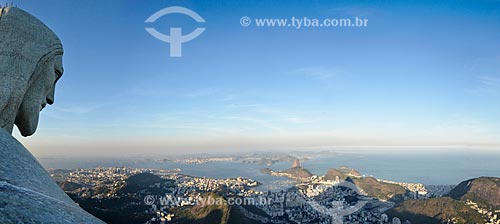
295,67,338,80
52,105,102,114
225,104,261,109
469,76,500,96
185,88,217,98
326,6,375,17
218,95,237,102
213,115,284,132
226,103,326,124
41,103,108,121
479,76,500,87
129,86,171,97
127,122,238,135
283,116,315,124
424,115,500,145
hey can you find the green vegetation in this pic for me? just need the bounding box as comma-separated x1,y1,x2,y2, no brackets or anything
281,166,313,178
387,197,484,224
57,181,84,192
171,193,259,224
69,173,175,224
323,167,361,181
69,193,151,224
352,177,406,201
119,172,174,194
448,177,500,209
324,168,347,180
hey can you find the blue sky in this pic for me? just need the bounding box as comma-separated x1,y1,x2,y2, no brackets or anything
7,0,500,156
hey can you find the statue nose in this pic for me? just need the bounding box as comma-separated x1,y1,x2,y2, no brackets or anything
47,87,55,105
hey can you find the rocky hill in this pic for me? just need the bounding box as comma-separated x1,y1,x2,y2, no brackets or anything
387,177,500,223
447,177,500,209
352,177,406,201
387,197,484,224
58,181,84,192
119,172,174,194
324,167,361,181
324,168,346,180
280,166,313,179
171,193,260,224
70,173,176,224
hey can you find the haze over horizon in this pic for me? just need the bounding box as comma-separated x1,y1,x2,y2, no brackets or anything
7,0,500,157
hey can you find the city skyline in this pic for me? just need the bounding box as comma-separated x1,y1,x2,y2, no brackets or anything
8,0,500,157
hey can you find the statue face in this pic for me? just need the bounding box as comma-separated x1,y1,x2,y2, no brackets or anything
15,55,63,137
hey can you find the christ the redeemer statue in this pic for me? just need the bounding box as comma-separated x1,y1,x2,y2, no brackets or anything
0,7,103,223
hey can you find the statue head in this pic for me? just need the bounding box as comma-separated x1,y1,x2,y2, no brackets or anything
0,7,64,137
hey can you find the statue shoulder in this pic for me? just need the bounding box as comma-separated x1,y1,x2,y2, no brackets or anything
0,129,104,223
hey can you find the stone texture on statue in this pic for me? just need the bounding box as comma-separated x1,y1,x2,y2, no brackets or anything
0,7,104,223
0,129,105,223
0,6,63,137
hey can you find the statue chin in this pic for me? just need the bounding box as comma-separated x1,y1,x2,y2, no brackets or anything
15,104,40,137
